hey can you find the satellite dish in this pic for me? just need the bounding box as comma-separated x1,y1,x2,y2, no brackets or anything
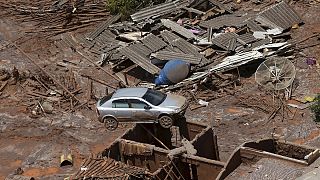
255,58,296,90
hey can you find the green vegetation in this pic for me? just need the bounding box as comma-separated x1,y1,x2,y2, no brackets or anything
311,94,320,122
106,0,165,18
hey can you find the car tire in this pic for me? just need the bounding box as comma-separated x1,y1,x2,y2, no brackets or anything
159,115,173,128
103,117,118,131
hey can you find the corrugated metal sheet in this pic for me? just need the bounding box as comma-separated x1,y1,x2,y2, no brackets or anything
77,35,94,48
151,50,202,64
227,38,237,51
73,158,149,180
61,33,78,48
209,0,233,13
128,43,152,57
248,38,272,50
86,14,121,40
246,20,265,32
141,34,167,52
255,1,302,30
130,0,189,22
172,38,200,56
211,32,238,51
199,14,249,29
237,33,257,45
161,19,197,40
119,44,160,74
160,30,180,44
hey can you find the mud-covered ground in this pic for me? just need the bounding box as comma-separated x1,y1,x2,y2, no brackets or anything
0,1,320,179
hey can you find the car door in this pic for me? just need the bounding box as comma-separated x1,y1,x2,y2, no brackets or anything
128,99,156,122
111,99,131,122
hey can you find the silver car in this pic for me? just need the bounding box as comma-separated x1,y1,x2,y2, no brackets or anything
96,87,188,130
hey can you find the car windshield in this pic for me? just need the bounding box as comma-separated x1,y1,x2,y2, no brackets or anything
99,92,114,106
142,89,166,106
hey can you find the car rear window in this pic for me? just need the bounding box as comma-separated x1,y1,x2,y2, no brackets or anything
142,89,166,106
99,92,114,106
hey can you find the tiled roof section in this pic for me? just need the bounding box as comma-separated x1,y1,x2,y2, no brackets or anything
73,158,149,179
119,44,160,75
151,50,202,64
140,34,167,52
199,15,249,29
237,33,257,45
246,20,265,32
85,14,121,40
160,30,180,44
255,1,302,30
131,0,189,22
211,32,238,51
161,19,197,40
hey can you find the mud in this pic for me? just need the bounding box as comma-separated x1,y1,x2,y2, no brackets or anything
0,1,320,179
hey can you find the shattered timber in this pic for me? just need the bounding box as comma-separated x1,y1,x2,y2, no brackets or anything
0,0,320,179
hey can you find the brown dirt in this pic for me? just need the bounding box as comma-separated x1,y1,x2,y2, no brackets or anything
0,0,320,179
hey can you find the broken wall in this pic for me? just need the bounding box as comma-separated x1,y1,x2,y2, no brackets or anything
185,120,207,140
192,127,220,160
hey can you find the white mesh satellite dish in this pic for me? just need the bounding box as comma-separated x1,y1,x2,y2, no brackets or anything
255,58,296,91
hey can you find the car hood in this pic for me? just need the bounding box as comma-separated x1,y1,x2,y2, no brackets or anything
158,94,186,109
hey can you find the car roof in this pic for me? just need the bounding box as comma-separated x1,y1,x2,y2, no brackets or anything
112,87,148,99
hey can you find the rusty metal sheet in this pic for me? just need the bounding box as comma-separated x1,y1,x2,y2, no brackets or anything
119,44,160,75
255,1,302,30
161,19,197,40
130,0,189,22
141,34,167,52
199,15,249,29
237,33,257,45
151,50,202,64
86,14,121,41
73,157,149,179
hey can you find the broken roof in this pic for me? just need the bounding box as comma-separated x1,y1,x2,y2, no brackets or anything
73,157,150,179
130,0,189,22
255,1,302,30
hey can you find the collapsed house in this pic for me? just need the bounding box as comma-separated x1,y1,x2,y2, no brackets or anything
72,120,320,179
51,0,304,108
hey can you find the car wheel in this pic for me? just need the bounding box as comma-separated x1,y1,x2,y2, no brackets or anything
103,117,118,131
159,115,173,128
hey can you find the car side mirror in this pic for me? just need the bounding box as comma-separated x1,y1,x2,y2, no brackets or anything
144,105,151,110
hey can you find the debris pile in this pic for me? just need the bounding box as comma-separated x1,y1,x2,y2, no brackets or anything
58,0,303,106
0,0,110,35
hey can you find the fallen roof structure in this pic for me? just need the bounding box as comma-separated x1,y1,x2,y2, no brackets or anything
217,139,320,179
72,121,320,180
51,0,305,110
73,157,151,179
72,120,225,179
